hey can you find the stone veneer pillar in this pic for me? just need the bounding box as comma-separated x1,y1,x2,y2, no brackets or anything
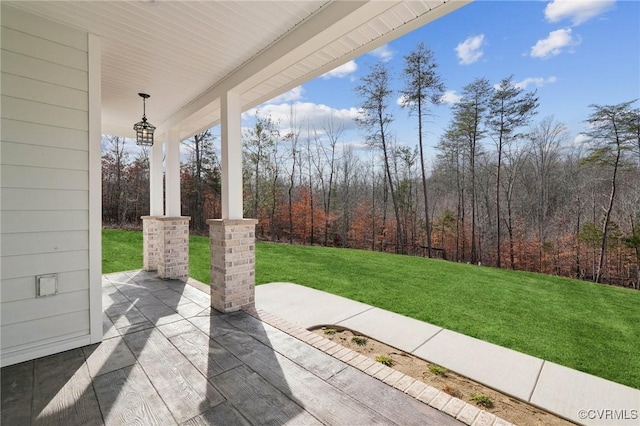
142,216,191,282
207,219,258,312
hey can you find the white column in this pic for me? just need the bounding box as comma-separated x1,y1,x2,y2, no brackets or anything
150,134,164,216
220,91,244,220
165,129,181,217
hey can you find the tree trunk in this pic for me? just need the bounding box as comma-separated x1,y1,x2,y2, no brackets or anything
417,98,432,257
288,148,296,244
496,134,503,268
253,147,261,220
380,128,404,254
596,142,621,283
575,194,582,279
308,164,315,245
507,198,515,270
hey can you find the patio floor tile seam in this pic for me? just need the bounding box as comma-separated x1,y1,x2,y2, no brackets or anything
251,308,513,426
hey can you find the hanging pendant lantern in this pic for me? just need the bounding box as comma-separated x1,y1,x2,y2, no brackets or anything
133,93,155,146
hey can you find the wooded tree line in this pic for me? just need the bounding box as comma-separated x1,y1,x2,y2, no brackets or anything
102,136,150,225
102,44,639,289
102,129,221,231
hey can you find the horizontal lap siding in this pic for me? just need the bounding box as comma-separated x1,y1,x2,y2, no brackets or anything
1,311,90,349
1,50,88,91
1,165,89,190
1,141,88,170
1,230,89,256
2,118,88,150
1,6,92,361
2,271,90,303
2,250,90,281
0,189,89,211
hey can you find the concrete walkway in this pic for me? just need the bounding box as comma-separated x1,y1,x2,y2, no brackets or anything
256,283,640,426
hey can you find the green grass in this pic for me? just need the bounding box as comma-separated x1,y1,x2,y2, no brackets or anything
188,233,211,284
102,228,211,283
102,228,143,273
103,229,640,389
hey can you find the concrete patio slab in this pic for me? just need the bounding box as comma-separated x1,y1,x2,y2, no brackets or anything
530,361,640,426
2,273,463,426
412,329,544,402
255,282,372,328
337,306,443,353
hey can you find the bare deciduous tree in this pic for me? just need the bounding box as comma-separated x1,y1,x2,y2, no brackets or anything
356,61,405,253
450,78,491,263
581,100,638,283
487,76,538,267
400,42,444,257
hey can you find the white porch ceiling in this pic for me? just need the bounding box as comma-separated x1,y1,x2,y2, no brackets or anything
7,0,469,140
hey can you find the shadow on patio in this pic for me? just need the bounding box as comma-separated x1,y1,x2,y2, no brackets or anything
1,270,460,425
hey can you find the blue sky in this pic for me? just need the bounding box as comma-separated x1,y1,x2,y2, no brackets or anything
237,0,639,160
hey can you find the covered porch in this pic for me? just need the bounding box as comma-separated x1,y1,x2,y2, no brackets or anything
1,0,469,367
1,2,474,423
1,270,462,425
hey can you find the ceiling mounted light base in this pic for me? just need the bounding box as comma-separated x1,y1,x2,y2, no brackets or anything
133,92,155,146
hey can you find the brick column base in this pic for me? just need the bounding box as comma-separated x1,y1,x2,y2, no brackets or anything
208,219,258,313
142,216,191,281
142,216,160,271
157,217,190,281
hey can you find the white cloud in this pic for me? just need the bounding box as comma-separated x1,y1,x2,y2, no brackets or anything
268,86,305,103
396,94,413,107
369,44,394,62
243,101,360,134
514,76,558,89
321,60,358,79
573,133,590,145
400,90,462,107
440,90,463,105
455,35,485,65
545,0,615,26
337,140,370,152
530,28,580,58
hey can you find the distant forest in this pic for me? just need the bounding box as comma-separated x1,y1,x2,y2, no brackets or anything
102,47,640,290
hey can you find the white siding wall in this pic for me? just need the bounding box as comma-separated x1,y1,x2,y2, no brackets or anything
1,6,99,365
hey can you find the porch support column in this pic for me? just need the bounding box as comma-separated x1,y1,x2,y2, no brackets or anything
165,129,181,217
156,216,191,281
209,91,257,312
208,219,258,312
142,136,165,271
221,91,243,220
142,216,160,271
145,130,190,281
150,135,164,216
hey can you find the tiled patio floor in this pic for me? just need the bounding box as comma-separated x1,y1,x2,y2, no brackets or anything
1,271,461,425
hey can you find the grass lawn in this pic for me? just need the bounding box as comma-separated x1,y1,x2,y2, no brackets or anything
102,228,211,284
103,228,640,389
102,228,144,273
